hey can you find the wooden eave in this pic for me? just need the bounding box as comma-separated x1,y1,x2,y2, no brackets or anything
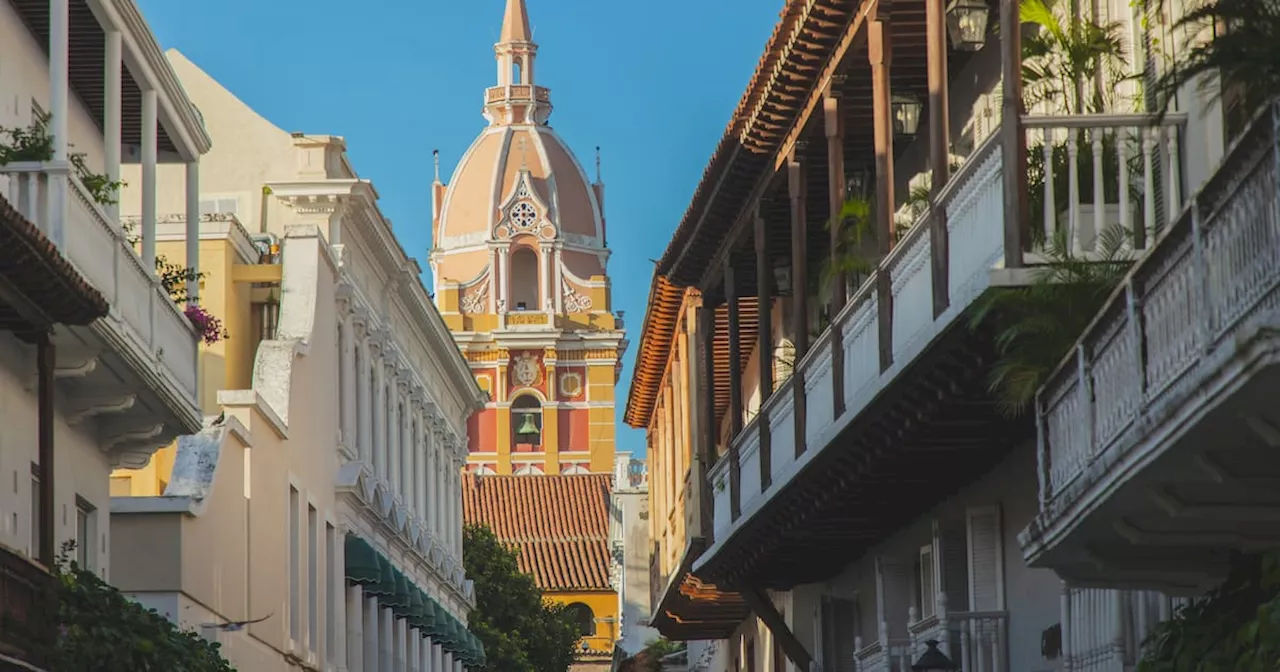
696,320,1035,590
623,275,691,429
9,0,183,155
0,196,109,333
649,539,749,641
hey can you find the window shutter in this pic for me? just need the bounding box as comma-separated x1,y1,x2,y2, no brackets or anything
820,597,858,672
938,519,969,612
875,556,911,636
918,543,936,619
966,505,1005,612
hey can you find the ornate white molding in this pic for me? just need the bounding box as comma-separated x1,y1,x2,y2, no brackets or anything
562,278,593,313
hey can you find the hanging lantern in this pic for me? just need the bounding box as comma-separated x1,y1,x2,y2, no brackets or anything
892,94,923,136
947,0,991,51
515,411,540,437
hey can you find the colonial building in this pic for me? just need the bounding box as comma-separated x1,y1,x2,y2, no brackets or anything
628,0,1251,670
431,0,626,477
108,52,486,672
462,472,619,670
0,0,210,667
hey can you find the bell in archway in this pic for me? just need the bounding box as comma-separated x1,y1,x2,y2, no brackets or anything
515,412,540,437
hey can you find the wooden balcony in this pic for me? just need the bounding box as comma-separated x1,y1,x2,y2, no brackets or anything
1020,103,1280,592
0,547,51,670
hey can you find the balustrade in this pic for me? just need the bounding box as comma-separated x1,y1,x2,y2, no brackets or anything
1038,105,1280,505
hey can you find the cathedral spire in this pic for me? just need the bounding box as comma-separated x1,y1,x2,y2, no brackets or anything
486,0,552,126
500,0,533,44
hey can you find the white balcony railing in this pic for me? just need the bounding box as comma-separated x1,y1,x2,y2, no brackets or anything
1037,104,1280,507
908,604,1009,672
0,163,199,405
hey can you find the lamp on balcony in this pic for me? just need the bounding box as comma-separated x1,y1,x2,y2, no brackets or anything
912,640,959,671
846,167,871,200
892,94,923,136
772,262,792,297
946,0,991,51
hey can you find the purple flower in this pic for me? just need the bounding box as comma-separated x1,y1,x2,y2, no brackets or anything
183,304,228,345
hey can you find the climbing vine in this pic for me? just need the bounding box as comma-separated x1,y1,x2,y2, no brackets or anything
8,542,237,672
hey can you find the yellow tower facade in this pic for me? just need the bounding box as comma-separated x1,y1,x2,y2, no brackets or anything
431,0,626,477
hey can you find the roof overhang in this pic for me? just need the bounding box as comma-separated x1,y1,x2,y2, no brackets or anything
649,537,750,641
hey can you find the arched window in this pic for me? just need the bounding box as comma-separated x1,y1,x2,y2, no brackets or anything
561,464,589,475
512,60,523,86
566,603,595,637
513,464,544,476
473,465,497,476
509,247,540,311
511,395,542,450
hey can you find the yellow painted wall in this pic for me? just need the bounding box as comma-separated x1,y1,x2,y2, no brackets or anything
549,590,619,654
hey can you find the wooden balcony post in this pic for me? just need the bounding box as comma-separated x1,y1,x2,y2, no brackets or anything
1000,0,1028,267
825,89,848,418
927,0,952,317
724,263,743,522
754,206,774,489
698,300,718,540
870,13,897,373
37,335,54,566
788,152,809,459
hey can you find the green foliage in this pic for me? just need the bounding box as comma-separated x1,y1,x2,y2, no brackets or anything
156,254,206,305
620,639,687,672
0,113,126,205
1147,0,1280,122
1021,0,1132,113
1139,551,1280,671
968,224,1131,416
0,114,54,164
10,542,236,671
463,524,581,672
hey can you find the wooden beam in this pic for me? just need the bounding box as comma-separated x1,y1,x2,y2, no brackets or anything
37,335,55,567
698,301,718,541
824,89,848,419
869,14,897,373
1000,0,1027,267
788,152,809,459
753,207,775,490
742,587,815,671
724,261,744,522
926,0,951,318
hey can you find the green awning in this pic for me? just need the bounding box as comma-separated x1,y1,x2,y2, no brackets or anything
343,534,381,585
430,600,449,639
442,618,462,654
363,555,397,598
410,589,437,632
473,634,486,668
389,570,415,618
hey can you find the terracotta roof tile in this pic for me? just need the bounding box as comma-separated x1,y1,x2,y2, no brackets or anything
462,474,613,592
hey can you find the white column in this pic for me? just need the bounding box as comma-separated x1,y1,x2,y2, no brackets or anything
363,596,379,672
496,247,509,309
347,585,364,672
395,618,407,672
341,320,358,455
487,247,498,313
141,88,159,271
419,637,430,672
553,245,564,313
185,161,200,303
103,30,122,222
410,630,421,672
358,340,372,463
413,412,424,518
538,244,550,313
443,652,453,672
454,465,463,557
373,357,386,479
47,0,69,247
434,643,444,672
380,607,394,671
401,397,412,502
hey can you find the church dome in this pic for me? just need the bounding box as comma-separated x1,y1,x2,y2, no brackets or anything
430,0,608,293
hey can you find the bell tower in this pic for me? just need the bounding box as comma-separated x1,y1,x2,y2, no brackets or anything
431,0,626,477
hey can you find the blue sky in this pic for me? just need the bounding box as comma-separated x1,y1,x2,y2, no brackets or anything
137,0,782,457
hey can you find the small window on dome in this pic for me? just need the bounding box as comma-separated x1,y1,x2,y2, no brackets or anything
510,201,538,230
513,61,523,86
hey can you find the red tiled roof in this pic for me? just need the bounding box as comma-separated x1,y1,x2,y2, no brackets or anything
462,473,613,592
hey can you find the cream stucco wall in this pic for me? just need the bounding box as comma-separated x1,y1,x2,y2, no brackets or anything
0,334,115,578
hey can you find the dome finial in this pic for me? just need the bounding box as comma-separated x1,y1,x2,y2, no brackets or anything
500,0,532,44
433,149,441,183
595,146,602,183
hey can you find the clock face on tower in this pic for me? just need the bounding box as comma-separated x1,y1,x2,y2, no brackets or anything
512,353,540,387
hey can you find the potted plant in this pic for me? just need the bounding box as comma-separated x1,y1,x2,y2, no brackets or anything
0,113,126,206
